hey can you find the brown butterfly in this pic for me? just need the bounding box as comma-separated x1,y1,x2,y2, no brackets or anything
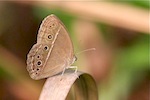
26,14,76,80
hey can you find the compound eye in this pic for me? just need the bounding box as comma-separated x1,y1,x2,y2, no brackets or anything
74,56,78,61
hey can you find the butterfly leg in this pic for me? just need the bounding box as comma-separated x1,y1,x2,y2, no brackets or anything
60,66,79,80
61,67,66,76
68,66,78,73
68,66,79,79
60,66,70,81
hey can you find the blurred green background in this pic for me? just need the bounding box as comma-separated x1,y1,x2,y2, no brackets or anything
0,1,149,100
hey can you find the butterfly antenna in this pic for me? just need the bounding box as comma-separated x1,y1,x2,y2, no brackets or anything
76,48,96,55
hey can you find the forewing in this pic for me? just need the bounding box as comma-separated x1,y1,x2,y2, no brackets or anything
39,15,75,79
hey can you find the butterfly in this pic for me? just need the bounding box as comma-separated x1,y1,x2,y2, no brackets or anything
26,14,76,80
